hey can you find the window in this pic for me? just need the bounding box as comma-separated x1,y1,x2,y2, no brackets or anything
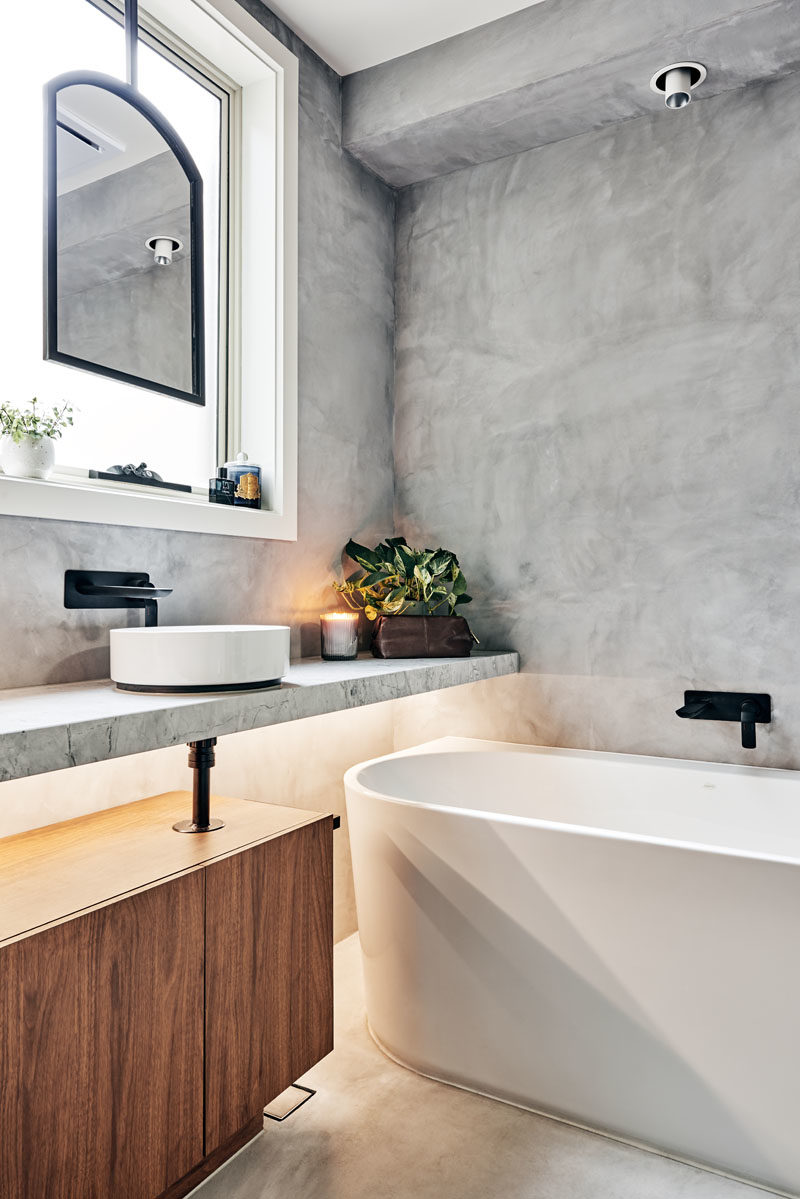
0,0,298,539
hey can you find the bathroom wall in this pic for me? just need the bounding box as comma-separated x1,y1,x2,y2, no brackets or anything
394,70,800,769
0,0,395,690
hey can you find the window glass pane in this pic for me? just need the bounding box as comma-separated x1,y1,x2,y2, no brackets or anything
2,0,222,491
137,38,222,477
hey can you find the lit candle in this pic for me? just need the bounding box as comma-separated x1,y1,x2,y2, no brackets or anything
320,611,359,661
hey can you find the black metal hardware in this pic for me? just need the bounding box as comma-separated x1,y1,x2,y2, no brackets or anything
675,699,712,719
263,1084,316,1122
64,570,173,628
740,700,757,750
333,815,341,831
173,739,224,833
676,690,771,749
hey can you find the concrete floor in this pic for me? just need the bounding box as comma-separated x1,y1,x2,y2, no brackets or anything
196,935,776,1199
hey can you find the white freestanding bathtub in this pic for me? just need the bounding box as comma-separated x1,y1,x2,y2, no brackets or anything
344,737,800,1197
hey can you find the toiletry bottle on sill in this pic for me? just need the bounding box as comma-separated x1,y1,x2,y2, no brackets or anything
225,452,261,509
209,465,235,505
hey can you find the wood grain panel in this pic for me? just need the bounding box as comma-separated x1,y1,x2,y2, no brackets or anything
0,792,322,947
0,917,92,1196
204,817,333,1151
158,1116,264,1199
0,873,204,1199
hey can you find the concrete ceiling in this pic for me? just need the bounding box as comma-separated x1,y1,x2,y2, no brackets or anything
342,0,800,187
263,0,548,75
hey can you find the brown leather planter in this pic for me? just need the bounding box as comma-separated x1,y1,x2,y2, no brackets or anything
371,615,472,659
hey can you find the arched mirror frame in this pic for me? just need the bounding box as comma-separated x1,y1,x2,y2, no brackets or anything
43,70,206,406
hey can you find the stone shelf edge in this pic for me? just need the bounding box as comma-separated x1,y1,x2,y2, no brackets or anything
0,651,519,783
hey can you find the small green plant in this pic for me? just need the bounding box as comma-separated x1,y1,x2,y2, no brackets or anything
334,536,473,621
0,398,74,444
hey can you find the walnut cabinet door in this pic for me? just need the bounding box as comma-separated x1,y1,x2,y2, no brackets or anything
0,871,205,1199
204,818,334,1151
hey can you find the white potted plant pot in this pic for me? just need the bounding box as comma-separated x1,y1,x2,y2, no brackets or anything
0,434,56,480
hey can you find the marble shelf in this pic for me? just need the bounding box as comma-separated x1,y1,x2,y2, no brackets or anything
0,651,519,783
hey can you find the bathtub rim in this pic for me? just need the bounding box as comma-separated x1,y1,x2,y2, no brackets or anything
344,736,800,868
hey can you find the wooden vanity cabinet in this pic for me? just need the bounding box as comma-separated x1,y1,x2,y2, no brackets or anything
0,794,334,1199
205,819,334,1151
0,872,205,1199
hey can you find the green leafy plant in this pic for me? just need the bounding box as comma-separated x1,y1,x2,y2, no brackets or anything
0,398,74,444
334,536,473,622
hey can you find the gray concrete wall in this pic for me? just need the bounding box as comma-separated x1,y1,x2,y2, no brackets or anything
1,1,395,690
394,69,800,769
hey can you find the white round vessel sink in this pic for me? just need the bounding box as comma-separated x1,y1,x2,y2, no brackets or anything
110,624,290,693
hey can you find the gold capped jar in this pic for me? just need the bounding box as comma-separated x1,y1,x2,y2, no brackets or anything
225,451,262,509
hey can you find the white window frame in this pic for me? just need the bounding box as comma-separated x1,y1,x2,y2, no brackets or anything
0,0,298,541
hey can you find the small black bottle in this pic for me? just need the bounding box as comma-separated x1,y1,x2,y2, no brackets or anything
208,466,235,505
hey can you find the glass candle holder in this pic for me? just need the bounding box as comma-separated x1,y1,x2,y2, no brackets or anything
320,612,359,660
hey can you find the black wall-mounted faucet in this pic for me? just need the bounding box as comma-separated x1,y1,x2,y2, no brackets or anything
676,690,771,749
64,570,173,627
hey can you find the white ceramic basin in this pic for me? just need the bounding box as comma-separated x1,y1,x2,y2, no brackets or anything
110,624,290,693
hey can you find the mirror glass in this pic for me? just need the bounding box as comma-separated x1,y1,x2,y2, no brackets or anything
47,77,204,404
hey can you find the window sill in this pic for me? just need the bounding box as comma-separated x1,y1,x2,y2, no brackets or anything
0,472,296,540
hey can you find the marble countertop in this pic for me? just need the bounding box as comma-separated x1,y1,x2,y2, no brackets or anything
0,651,519,783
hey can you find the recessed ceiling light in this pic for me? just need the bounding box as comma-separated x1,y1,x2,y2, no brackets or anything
649,62,707,110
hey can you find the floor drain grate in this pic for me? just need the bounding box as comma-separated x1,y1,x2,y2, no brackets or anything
264,1084,316,1122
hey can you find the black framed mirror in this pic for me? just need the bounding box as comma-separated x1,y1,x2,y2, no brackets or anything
44,70,205,405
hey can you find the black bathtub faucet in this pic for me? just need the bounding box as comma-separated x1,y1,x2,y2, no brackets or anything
675,690,771,749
